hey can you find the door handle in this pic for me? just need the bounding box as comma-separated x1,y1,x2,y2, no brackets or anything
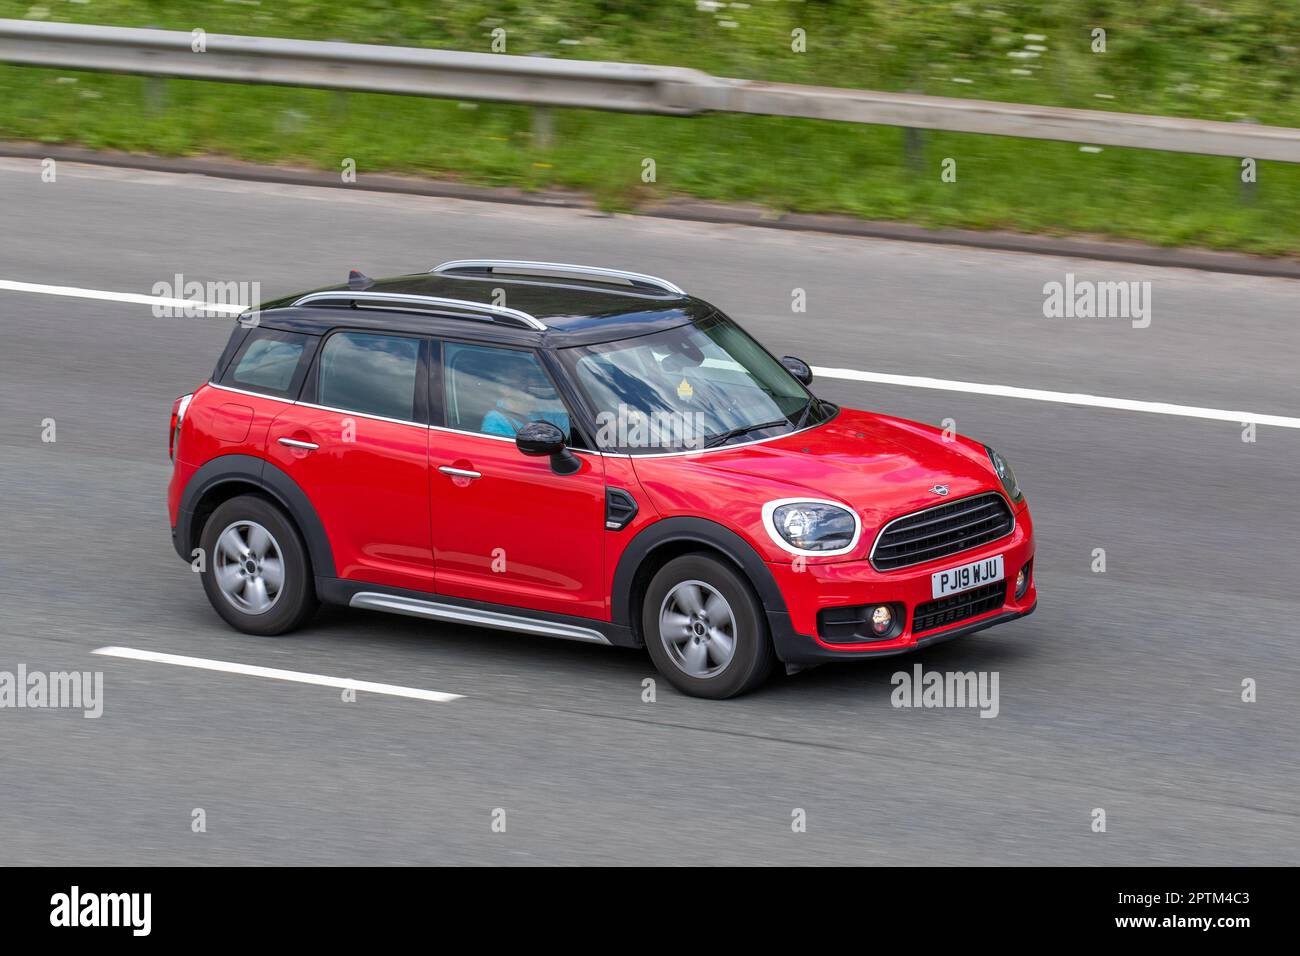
278,437,320,450
439,465,482,480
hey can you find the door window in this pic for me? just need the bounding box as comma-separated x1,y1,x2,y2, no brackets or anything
317,331,421,422
442,342,570,440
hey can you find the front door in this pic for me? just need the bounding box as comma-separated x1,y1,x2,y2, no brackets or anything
430,340,606,619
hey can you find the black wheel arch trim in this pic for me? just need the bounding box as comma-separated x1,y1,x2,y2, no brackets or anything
173,453,336,577
610,516,788,629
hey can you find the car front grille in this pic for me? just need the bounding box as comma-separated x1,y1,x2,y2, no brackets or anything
870,492,1014,571
912,581,1007,634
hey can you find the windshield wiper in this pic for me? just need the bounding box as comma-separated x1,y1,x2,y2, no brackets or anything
791,397,819,431
703,418,790,448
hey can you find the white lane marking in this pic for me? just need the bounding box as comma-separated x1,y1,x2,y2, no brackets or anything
0,279,246,314
1,278,1292,428
814,366,1300,429
91,646,463,703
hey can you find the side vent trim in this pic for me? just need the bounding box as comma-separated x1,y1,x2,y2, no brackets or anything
605,488,639,531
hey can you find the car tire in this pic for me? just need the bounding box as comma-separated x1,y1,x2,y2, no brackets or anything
199,494,318,636
642,553,774,699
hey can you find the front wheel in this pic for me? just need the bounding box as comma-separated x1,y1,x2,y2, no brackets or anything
199,494,317,636
642,553,774,699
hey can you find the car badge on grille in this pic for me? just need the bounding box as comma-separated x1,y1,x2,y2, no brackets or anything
929,484,950,496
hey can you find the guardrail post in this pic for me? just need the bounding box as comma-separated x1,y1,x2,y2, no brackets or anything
900,81,925,171
903,127,924,171
144,76,167,114
1240,169,1257,204
532,107,555,149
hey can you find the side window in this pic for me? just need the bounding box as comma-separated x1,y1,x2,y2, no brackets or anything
317,331,421,422
442,342,570,441
221,329,309,398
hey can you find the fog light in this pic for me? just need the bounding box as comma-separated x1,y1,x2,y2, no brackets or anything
1015,562,1031,599
870,604,894,635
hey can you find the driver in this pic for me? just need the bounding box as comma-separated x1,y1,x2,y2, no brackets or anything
481,354,570,438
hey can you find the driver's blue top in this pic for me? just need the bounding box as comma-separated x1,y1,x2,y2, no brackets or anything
481,400,570,438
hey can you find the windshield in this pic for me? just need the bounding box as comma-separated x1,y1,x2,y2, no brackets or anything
559,313,829,453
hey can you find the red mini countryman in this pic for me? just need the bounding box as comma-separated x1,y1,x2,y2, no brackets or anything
168,260,1036,698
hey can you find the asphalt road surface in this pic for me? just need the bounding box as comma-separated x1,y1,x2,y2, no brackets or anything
1,159,1297,865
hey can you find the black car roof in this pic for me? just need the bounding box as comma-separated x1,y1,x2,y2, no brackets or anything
253,271,715,348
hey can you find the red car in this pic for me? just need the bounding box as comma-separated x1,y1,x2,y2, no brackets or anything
168,260,1036,698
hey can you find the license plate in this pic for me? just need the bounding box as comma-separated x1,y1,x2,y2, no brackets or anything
931,555,1004,599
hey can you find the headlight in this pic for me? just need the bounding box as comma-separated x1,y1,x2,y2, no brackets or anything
761,499,861,555
985,445,1024,503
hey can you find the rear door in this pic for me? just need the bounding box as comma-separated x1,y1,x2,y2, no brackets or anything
428,339,607,619
192,327,316,464
266,329,434,593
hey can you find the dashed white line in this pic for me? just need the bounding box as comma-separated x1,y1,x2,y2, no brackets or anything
2,277,1294,428
92,646,463,703
813,366,1300,429
0,278,246,314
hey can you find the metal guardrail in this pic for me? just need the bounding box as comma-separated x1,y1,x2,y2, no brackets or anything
0,19,709,114
2,19,1299,162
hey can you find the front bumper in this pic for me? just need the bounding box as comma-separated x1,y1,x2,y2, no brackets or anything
765,503,1036,664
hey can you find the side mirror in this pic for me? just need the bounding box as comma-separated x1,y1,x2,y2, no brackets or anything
781,355,813,386
516,420,580,475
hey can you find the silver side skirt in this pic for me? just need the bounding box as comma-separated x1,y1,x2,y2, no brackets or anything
349,592,610,645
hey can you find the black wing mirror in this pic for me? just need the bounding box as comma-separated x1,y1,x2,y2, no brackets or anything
516,420,580,475
781,355,813,386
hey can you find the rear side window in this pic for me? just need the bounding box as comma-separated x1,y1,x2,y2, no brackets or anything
317,331,421,422
221,329,310,398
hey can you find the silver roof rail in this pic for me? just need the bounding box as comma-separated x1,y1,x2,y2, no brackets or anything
431,259,686,297
292,291,547,331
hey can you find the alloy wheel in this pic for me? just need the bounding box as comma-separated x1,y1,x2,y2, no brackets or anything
214,520,285,615
657,579,737,678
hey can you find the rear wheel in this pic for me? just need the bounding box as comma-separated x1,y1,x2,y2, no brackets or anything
642,553,774,699
199,495,317,636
